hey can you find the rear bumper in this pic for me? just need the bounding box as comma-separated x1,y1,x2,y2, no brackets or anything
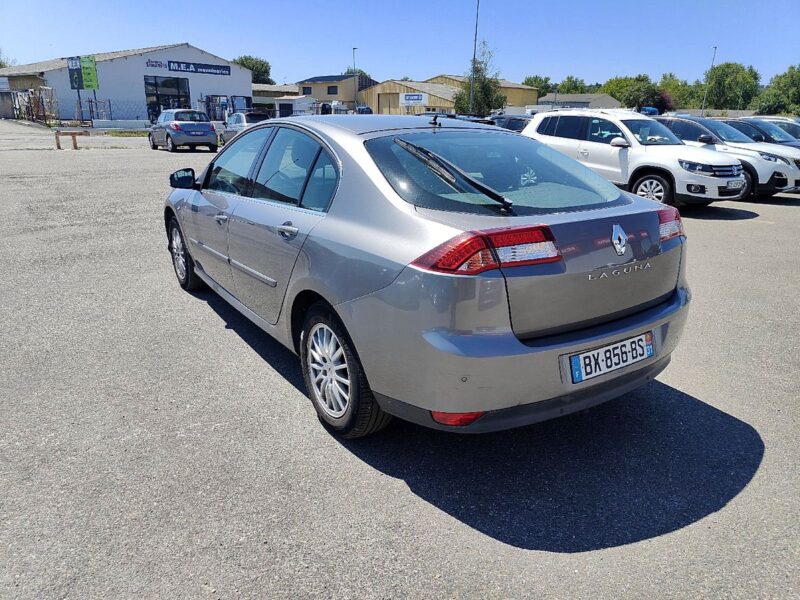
337,267,691,420
375,355,671,433
171,132,217,146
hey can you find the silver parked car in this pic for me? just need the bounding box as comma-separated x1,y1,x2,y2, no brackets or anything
163,116,690,438
149,109,218,153
221,111,272,145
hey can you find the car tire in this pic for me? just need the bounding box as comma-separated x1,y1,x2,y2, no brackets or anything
149,134,157,150
166,135,176,152
632,173,674,205
300,303,392,438
209,144,218,153
168,217,204,291
741,169,755,198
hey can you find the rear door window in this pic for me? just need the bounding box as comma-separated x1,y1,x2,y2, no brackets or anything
251,128,321,204
300,152,338,212
553,116,586,140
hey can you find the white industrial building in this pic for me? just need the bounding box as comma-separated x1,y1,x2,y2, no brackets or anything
0,43,252,126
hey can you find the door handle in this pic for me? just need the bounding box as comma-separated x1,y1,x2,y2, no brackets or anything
214,213,228,223
276,222,299,238
579,149,589,156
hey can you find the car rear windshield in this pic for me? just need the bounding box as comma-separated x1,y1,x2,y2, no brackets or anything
365,130,625,216
175,111,210,122
245,113,271,124
622,119,681,145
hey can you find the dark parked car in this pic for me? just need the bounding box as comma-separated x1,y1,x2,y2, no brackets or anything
491,114,535,132
719,118,800,150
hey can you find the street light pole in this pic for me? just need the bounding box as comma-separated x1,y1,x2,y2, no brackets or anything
700,45,717,117
468,0,480,114
352,47,358,113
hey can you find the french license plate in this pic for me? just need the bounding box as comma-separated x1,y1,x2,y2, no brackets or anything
189,131,204,136
727,179,744,189
569,332,654,384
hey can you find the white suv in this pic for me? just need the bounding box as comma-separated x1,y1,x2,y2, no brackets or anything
522,109,746,206
654,115,800,198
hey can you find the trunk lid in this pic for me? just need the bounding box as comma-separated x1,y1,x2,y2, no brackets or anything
416,198,682,338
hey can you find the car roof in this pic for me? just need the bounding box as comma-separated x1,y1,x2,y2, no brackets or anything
274,114,495,136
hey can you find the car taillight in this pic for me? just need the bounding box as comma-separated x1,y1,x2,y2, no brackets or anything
658,207,685,242
431,410,486,426
168,122,182,131
411,225,560,275
210,123,216,132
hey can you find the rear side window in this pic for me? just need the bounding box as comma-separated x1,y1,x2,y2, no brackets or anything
537,116,557,136
252,128,321,204
553,116,585,140
301,152,338,212
365,131,624,216
206,127,272,195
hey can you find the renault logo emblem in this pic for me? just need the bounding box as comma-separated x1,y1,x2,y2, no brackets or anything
611,224,627,256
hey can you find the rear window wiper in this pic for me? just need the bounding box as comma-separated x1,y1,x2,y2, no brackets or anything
393,137,513,211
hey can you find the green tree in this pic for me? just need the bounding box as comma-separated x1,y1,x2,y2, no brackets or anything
658,72,694,108
343,67,372,79
452,41,506,115
0,48,14,69
602,74,659,108
557,75,587,94
232,55,275,84
754,65,800,114
751,86,791,115
399,76,412,81
521,75,551,96
703,62,760,110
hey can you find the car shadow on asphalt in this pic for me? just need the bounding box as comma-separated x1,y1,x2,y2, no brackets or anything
680,205,759,220
747,195,800,207
339,382,764,553
195,291,764,554
196,290,306,392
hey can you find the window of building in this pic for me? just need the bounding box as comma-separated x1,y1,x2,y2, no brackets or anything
144,76,190,121
327,85,338,95
302,86,312,95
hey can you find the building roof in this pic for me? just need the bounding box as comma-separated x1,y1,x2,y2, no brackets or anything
297,74,379,91
537,93,621,108
368,80,460,102
252,83,299,94
0,43,189,76
428,74,536,90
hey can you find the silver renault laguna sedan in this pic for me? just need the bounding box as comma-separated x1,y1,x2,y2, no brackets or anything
163,115,690,438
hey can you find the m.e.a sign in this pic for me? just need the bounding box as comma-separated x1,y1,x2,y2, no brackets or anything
168,61,230,76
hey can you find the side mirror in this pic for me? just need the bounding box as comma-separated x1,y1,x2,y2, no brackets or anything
610,137,630,148
697,134,714,144
169,168,197,189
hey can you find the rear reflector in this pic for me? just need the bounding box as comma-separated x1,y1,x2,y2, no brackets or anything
411,225,560,275
658,207,685,242
431,411,486,426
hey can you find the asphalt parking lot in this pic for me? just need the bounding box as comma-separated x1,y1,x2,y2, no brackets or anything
1,119,797,599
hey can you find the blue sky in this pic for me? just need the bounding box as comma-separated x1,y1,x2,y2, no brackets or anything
2,0,798,85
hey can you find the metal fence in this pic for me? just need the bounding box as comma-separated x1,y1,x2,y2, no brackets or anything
0,88,59,125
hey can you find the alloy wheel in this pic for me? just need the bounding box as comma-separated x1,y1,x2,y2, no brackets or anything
635,178,665,202
170,227,187,281
306,323,351,418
